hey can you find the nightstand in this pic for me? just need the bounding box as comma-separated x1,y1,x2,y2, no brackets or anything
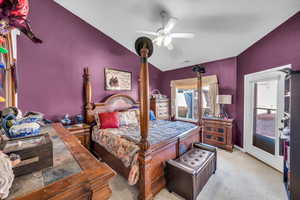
65,123,91,149
202,118,235,152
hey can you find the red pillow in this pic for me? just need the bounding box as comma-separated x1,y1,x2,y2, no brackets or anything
99,112,119,129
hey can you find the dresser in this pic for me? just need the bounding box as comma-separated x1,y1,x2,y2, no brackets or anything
202,118,235,152
150,98,170,120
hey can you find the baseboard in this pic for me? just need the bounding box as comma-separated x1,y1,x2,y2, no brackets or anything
234,145,245,152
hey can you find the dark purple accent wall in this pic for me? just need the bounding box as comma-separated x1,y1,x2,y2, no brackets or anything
161,57,237,118
17,0,162,120
236,11,300,147
161,11,300,148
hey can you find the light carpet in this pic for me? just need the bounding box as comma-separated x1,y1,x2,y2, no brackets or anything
109,149,287,200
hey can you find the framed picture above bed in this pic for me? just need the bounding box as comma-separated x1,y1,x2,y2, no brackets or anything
105,68,132,91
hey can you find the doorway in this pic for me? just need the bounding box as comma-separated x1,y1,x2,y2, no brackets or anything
244,65,290,171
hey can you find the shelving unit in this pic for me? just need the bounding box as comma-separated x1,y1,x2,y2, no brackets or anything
280,69,300,200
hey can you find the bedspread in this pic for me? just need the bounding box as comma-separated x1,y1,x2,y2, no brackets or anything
92,120,197,185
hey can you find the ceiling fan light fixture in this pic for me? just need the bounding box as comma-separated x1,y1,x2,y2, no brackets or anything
164,36,172,46
153,36,163,46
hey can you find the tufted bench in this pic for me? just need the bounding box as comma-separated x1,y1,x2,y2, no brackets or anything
166,143,217,200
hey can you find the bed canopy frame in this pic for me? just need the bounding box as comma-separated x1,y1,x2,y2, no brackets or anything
83,37,205,200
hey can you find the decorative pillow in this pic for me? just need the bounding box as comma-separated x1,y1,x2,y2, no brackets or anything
9,122,40,138
130,108,140,121
94,112,101,128
150,110,156,121
118,110,138,126
99,112,119,129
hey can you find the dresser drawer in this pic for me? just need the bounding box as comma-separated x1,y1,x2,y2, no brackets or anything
158,110,169,116
203,132,226,145
203,126,226,135
157,107,168,113
157,102,168,108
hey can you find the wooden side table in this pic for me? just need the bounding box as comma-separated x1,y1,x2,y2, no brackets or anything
65,123,91,149
202,118,235,152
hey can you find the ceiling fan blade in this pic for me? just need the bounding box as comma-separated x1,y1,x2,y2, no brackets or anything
170,33,195,38
164,17,177,33
166,43,174,50
136,30,158,36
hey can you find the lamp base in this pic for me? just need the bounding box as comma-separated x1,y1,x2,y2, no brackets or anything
219,104,230,119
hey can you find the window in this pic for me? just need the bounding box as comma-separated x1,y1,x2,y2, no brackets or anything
175,86,210,121
171,75,219,122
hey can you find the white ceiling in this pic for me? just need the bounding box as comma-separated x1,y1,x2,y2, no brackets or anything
54,0,300,71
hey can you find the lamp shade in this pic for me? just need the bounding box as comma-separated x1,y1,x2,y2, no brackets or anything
0,96,5,102
216,95,232,104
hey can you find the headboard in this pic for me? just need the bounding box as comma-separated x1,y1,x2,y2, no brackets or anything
83,68,139,124
84,68,139,124
85,93,139,124
95,94,138,112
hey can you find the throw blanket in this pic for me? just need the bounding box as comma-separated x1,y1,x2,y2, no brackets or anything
92,120,197,185
0,152,14,199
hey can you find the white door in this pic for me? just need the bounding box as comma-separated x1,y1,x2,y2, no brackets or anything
244,66,289,171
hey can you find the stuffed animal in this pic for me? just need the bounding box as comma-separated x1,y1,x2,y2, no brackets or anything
0,0,42,43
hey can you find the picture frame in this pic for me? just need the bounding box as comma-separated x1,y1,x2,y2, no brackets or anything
105,68,132,91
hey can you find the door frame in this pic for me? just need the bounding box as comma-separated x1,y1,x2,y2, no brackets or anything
243,65,291,172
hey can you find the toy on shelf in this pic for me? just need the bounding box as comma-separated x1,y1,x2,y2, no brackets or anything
60,114,71,126
75,114,84,124
0,0,42,43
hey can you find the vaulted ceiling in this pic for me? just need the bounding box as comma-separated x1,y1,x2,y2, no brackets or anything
54,0,300,71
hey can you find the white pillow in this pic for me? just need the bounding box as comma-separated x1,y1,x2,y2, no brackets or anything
119,110,138,126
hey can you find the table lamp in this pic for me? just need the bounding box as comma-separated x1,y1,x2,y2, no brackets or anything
216,95,232,119
0,96,5,102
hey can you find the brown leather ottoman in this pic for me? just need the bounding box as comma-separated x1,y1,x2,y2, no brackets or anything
166,143,217,200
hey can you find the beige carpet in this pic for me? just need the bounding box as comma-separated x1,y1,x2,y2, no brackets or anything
109,149,287,200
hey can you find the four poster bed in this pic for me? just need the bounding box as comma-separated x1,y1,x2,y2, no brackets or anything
83,37,205,200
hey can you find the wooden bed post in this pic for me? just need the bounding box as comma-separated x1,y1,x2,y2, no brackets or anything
83,67,94,124
192,66,206,127
135,37,154,200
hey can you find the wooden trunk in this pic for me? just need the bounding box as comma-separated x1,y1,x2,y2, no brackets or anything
3,134,53,177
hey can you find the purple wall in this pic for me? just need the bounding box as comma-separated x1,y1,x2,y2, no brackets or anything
236,11,300,147
17,0,162,120
16,1,300,147
161,57,237,118
161,11,300,148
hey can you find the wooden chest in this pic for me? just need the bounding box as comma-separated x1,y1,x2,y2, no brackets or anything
150,98,170,120
202,118,235,151
3,134,53,177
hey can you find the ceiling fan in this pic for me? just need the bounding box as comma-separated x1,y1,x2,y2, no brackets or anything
137,11,194,50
